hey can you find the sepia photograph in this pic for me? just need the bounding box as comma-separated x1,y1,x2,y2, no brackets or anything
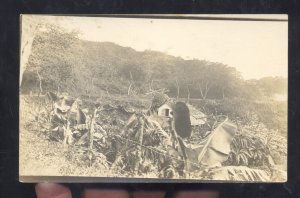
19,15,287,182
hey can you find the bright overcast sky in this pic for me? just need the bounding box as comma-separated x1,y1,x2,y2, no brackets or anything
33,15,288,80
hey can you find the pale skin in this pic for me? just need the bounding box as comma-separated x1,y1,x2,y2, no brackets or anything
35,183,220,198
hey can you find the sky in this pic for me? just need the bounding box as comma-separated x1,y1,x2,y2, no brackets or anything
31,15,288,80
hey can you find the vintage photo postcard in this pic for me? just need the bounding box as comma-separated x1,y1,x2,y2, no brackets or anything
19,15,288,182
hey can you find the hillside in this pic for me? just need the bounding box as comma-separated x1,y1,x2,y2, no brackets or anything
19,24,287,182
21,29,287,100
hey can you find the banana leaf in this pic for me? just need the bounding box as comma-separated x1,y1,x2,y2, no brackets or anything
184,118,237,170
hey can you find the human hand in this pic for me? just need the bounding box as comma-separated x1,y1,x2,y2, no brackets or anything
35,183,219,198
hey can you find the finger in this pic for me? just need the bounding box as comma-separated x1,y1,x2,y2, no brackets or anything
83,189,129,198
173,190,219,198
35,183,72,198
130,191,165,198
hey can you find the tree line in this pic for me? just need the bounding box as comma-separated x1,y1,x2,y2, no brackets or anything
21,24,287,101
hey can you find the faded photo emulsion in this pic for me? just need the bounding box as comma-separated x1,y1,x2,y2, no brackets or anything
19,15,288,182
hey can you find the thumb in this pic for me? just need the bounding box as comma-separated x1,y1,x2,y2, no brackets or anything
35,183,72,198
